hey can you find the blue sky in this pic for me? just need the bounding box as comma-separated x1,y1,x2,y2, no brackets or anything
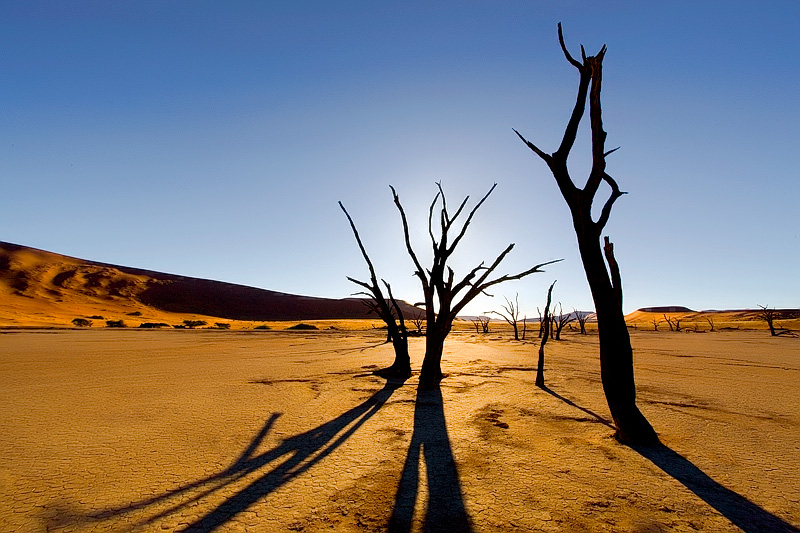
2,1,798,316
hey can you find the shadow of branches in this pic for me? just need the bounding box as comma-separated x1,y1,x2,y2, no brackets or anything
69,378,404,532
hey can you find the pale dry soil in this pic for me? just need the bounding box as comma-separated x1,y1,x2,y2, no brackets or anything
1,329,798,532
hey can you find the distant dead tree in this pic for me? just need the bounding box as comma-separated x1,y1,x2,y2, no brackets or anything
340,202,411,379
392,182,557,388
651,317,661,331
471,316,491,334
521,315,528,340
573,308,588,334
662,314,683,332
409,311,425,336
536,281,556,387
757,305,795,336
515,24,658,444
537,307,545,338
487,293,523,340
705,316,715,332
551,303,575,340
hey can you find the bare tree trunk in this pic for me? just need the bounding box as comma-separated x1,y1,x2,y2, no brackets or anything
536,281,555,387
515,24,658,444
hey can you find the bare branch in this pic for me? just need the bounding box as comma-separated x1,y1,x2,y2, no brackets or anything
596,173,627,231
447,183,497,255
390,185,429,290
339,202,380,290
557,22,582,70
513,128,551,163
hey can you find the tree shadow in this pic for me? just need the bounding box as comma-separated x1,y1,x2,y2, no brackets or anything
73,377,405,532
388,386,473,533
543,385,799,532
632,444,799,532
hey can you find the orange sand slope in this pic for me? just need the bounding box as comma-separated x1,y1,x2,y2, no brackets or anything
1,329,798,531
0,241,420,328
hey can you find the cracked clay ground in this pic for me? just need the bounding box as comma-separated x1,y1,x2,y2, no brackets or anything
1,329,799,532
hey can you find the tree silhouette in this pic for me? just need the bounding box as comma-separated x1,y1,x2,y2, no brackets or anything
392,182,557,388
487,293,523,340
515,24,658,444
340,201,411,378
536,281,556,387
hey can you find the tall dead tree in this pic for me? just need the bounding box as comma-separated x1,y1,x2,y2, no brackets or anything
515,24,658,444
487,293,523,340
340,202,411,379
536,281,556,387
392,182,557,388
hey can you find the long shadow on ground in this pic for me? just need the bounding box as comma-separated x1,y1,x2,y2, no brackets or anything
388,385,473,533
72,377,404,532
543,385,799,532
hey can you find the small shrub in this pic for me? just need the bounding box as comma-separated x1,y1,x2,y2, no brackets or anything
287,323,318,330
214,322,231,330
71,318,92,328
139,322,170,329
105,320,126,328
183,320,207,329
254,325,271,330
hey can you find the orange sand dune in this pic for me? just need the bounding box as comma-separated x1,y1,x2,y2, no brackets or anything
0,241,419,328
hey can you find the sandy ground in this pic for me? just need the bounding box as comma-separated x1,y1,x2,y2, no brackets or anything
1,328,798,532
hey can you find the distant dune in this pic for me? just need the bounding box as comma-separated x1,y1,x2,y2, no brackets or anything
0,241,420,327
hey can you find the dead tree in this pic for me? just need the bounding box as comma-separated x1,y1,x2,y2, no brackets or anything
409,311,425,336
705,316,715,332
537,307,545,338
521,315,528,340
574,308,588,334
340,202,411,379
471,316,491,334
392,182,557,388
536,281,556,387
757,305,795,336
487,293,523,340
515,24,658,444
552,303,575,340
662,314,675,331
651,317,660,331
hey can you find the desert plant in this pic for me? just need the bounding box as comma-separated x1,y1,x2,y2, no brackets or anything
391,182,557,388
254,325,271,330
287,323,318,330
515,24,658,443
183,320,207,329
105,320,126,328
71,318,92,328
138,322,169,329
214,322,231,330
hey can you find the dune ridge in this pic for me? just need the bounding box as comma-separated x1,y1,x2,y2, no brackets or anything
0,241,419,327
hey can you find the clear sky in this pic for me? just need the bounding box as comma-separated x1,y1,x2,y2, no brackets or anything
2,1,798,317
